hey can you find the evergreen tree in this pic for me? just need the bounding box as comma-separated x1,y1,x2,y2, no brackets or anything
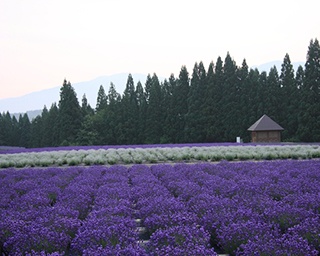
145,74,163,143
0,112,12,145
241,68,261,141
203,61,216,141
172,66,189,143
108,82,121,106
118,74,138,144
266,66,281,121
211,57,225,141
258,70,268,115
46,103,60,146
96,85,108,112
237,59,250,140
0,112,18,146
135,81,147,143
40,106,51,147
162,74,177,143
76,115,98,145
295,65,305,90
58,79,82,145
81,94,94,117
298,38,320,141
144,74,152,103
203,57,226,142
185,61,207,142
76,94,95,145
221,53,239,141
106,82,121,144
10,115,19,146
30,115,43,148
93,82,121,145
160,78,174,143
295,65,307,141
279,53,298,140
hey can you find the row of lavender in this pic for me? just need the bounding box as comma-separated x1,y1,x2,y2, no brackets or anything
1,144,320,168
0,165,216,255
1,160,319,255
0,143,240,154
151,161,320,255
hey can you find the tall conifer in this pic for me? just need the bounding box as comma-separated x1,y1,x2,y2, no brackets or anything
279,53,298,140
96,85,108,112
145,74,163,143
185,62,207,142
58,79,82,145
298,38,320,141
173,66,189,142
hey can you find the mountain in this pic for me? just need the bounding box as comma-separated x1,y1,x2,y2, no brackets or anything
251,61,304,73
0,73,149,115
11,110,43,120
0,61,305,117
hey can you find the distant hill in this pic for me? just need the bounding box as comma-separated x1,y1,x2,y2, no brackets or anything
11,110,43,121
0,73,149,115
251,61,304,73
0,61,305,116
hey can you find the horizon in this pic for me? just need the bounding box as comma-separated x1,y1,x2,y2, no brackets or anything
0,60,306,114
0,59,305,100
1,0,319,100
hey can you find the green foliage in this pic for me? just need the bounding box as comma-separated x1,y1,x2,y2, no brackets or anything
171,66,189,143
280,54,298,139
81,94,94,117
58,80,83,145
96,85,108,112
297,39,320,142
18,113,31,147
76,115,98,145
118,74,139,144
1,38,320,146
185,62,207,142
145,74,164,144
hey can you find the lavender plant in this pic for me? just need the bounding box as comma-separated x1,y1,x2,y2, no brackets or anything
1,160,320,254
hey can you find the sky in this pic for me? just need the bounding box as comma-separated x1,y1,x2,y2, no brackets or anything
1,0,319,99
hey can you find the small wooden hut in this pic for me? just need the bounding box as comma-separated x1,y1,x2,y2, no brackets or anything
247,114,284,143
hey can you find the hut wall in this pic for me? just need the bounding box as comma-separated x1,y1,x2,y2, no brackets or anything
251,131,281,143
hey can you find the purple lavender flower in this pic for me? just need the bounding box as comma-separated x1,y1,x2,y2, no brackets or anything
1,160,320,254
148,225,217,255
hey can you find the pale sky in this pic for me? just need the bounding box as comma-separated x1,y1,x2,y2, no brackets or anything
1,0,319,99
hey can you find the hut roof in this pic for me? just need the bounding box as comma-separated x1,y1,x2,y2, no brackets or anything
247,114,284,131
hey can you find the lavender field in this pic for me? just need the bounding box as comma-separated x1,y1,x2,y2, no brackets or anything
1,160,320,255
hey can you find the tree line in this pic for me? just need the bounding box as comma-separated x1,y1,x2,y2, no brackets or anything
1,38,319,148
